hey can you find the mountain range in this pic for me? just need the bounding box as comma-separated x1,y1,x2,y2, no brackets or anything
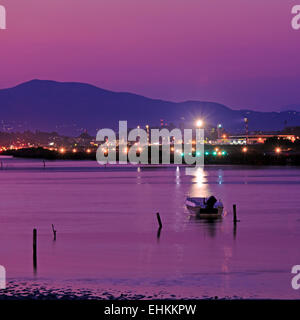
0,79,299,136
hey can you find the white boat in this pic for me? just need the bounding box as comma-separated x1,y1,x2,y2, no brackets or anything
186,196,223,217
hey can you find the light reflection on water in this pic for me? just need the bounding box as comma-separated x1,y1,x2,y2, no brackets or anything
0,158,300,298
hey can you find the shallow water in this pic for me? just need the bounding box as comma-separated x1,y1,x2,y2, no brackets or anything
0,157,300,299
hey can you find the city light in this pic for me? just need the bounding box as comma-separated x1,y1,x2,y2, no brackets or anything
59,148,65,154
86,149,91,153
196,119,203,128
72,148,77,153
275,147,281,154
242,147,248,153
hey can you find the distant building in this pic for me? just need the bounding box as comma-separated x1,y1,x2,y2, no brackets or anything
284,126,300,137
219,134,297,145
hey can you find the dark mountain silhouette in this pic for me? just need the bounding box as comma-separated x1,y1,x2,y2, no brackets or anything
280,104,300,112
0,79,299,135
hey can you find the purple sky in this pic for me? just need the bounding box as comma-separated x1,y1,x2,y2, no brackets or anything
0,0,299,111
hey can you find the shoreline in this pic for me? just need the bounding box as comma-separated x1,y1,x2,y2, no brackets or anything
0,281,250,300
2,147,300,166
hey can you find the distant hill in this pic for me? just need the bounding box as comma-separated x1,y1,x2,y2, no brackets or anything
280,104,300,112
0,79,299,135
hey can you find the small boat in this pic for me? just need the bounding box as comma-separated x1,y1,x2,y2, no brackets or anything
186,196,223,217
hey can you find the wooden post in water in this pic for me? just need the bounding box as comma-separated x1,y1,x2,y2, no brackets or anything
43,160,46,169
156,212,162,229
157,227,162,240
233,204,240,223
33,229,37,271
52,224,57,241
156,212,162,240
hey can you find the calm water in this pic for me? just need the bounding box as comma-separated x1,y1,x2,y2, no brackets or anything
0,156,300,299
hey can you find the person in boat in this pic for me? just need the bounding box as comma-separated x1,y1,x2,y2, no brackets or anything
205,196,217,209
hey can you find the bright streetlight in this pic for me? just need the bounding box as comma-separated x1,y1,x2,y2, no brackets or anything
196,119,203,128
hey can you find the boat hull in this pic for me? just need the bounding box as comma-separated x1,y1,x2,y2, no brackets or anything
186,205,223,217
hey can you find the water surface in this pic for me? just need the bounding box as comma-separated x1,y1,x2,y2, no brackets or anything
0,157,299,299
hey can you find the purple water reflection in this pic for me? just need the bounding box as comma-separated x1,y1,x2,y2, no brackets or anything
0,157,300,299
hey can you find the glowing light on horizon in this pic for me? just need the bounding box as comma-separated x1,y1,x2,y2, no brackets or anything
196,119,203,128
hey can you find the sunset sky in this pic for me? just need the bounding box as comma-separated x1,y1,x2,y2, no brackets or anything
0,0,299,110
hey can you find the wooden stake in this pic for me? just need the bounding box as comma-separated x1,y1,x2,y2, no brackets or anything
33,229,37,271
157,227,162,240
156,212,162,229
52,224,57,241
233,204,240,223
